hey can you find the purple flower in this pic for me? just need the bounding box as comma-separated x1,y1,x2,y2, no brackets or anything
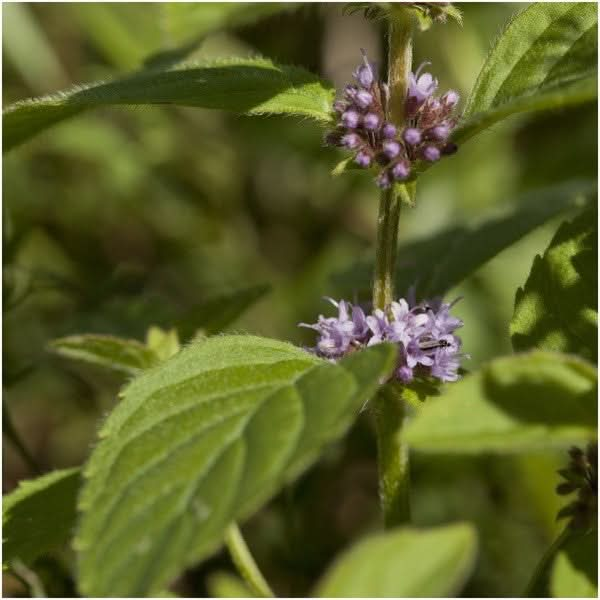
429,124,451,141
363,113,380,130
355,90,373,108
382,123,397,139
341,133,361,149
430,348,462,382
355,150,372,167
391,161,410,180
408,62,438,104
342,110,360,129
422,146,441,162
354,49,375,87
382,140,401,159
376,171,392,189
403,127,422,145
442,90,460,107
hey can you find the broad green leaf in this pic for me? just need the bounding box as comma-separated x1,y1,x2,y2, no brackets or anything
75,336,397,596
176,283,271,341
315,523,478,598
49,334,160,376
331,180,595,300
405,351,597,453
3,468,81,566
4,58,334,151
455,3,598,144
511,211,597,362
551,529,598,598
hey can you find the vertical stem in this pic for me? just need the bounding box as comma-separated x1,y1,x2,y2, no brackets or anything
374,384,411,526
372,187,402,310
371,7,415,529
225,523,274,598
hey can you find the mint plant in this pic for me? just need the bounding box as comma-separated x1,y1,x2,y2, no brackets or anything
3,3,597,598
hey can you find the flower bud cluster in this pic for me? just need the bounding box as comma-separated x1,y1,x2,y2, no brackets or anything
326,50,460,188
299,295,466,383
556,443,597,531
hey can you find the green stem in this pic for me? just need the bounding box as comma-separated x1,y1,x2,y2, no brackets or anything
371,8,415,530
372,187,402,310
524,528,572,597
225,523,274,598
374,384,411,526
3,400,41,474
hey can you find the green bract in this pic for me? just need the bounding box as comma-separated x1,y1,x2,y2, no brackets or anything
75,336,397,596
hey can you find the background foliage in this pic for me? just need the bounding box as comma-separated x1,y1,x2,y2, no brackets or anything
3,2,597,597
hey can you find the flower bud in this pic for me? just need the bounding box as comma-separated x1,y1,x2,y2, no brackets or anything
342,110,360,129
341,133,361,149
355,150,372,168
376,171,392,189
442,90,460,107
423,146,441,162
355,90,373,108
355,64,374,88
333,100,347,114
429,124,451,141
441,142,458,155
363,113,379,130
382,140,400,159
392,161,410,180
382,123,397,139
403,127,422,145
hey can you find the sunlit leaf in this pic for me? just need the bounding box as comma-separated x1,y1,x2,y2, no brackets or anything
75,336,397,596
3,468,81,566
511,210,597,362
4,58,334,151
455,2,597,144
405,351,597,453
315,523,477,597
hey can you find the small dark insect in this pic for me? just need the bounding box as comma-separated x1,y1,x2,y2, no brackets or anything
419,339,451,351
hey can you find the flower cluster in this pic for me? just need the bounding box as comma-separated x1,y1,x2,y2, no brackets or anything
326,50,460,188
556,443,597,530
299,295,466,383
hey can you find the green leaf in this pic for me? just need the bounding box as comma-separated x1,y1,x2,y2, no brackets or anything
314,523,478,597
331,180,595,300
75,336,397,596
145,327,181,362
49,334,160,376
405,351,597,453
551,529,598,598
4,58,334,151
456,3,597,144
176,283,271,340
511,210,597,362
3,468,81,566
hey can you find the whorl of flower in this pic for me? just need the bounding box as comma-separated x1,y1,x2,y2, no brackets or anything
300,295,467,384
326,51,460,188
556,443,597,531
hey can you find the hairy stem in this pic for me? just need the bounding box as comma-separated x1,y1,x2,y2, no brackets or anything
371,8,415,529
374,384,411,526
225,523,274,598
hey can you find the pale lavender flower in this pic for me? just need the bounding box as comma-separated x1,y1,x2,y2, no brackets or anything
423,146,441,162
355,150,372,167
403,128,422,145
342,110,360,129
363,113,380,130
408,62,438,104
382,123,397,139
382,140,401,159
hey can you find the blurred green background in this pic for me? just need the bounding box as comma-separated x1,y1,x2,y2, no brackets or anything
3,3,596,597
